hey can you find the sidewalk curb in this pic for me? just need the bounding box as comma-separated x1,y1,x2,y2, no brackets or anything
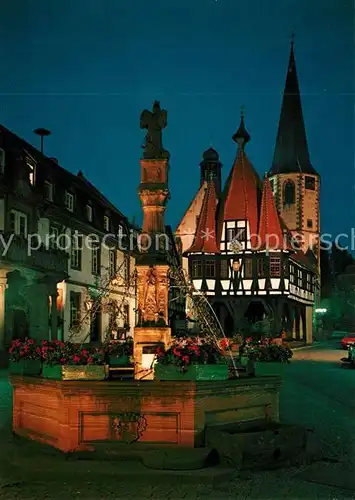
292,343,320,351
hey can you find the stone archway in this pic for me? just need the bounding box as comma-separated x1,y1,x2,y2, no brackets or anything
243,300,274,338
244,300,271,323
212,302,234,337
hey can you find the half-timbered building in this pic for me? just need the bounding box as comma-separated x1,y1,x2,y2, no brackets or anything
176,42,320,343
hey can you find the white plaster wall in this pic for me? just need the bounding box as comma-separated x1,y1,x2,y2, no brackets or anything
176,183,206,253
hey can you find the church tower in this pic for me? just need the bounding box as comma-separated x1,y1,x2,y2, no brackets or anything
200,147,222,197
268,39,320,269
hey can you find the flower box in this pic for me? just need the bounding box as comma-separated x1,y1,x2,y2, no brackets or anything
108,355,130,367
255,362,288,377
154,363,228,381
8,359,41,376
42,364,107,381
270,338,283,345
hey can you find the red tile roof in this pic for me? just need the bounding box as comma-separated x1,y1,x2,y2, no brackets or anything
258,176,289,250
186,180,220,254
218,148,261,247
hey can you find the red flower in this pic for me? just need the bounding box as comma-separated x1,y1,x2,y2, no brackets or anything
73,355,81,364
87,357,94,364
220,338,229,349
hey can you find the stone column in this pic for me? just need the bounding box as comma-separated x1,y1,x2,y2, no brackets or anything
295,308,301,340
0,271,8,353
26,277,50,342
299,308,305,341
305,306,313,344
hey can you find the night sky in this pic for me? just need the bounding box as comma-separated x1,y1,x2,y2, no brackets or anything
0,0,353,246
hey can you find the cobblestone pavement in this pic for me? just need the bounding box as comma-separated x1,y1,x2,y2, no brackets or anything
0,341,354,499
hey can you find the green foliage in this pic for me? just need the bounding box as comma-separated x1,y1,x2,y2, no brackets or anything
241,340,293,363
104,339,133,357
155,337,224,372
41,340,105,366
8,338,41,362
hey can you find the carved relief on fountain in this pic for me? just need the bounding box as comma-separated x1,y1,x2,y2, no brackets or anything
136,265,169,325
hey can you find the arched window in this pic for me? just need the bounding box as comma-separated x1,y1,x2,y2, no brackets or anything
283,180,295,205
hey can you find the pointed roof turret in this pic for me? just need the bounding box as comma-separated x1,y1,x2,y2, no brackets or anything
258,175,291,250
269,38,318,176
200,146,222,196
186,180,220,254
217,111,261,246
232,107,251,148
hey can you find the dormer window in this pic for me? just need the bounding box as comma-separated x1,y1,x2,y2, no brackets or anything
65,191,74,212
25,156,36,186
44,181,53,201
104,215,110,231
118,224,123,239
0,148,5,174
85,204,92,222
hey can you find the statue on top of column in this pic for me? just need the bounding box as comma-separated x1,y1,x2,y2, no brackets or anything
140,101,170,160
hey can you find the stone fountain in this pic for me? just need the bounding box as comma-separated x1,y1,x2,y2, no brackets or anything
9,103,285,462
134,100,172,380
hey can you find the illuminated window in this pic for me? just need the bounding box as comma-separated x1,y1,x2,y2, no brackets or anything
270,257,281,277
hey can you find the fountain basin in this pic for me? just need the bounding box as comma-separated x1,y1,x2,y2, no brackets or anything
10,375,281,453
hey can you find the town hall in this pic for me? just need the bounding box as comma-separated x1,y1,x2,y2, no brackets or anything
176,41,320,342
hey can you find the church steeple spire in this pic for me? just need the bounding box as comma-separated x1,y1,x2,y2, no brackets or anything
269,38,318,176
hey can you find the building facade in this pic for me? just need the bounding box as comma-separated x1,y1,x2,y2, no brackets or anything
0,124,137,361
176,42,320,342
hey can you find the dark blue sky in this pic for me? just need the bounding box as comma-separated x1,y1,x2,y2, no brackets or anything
0,0,353,244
